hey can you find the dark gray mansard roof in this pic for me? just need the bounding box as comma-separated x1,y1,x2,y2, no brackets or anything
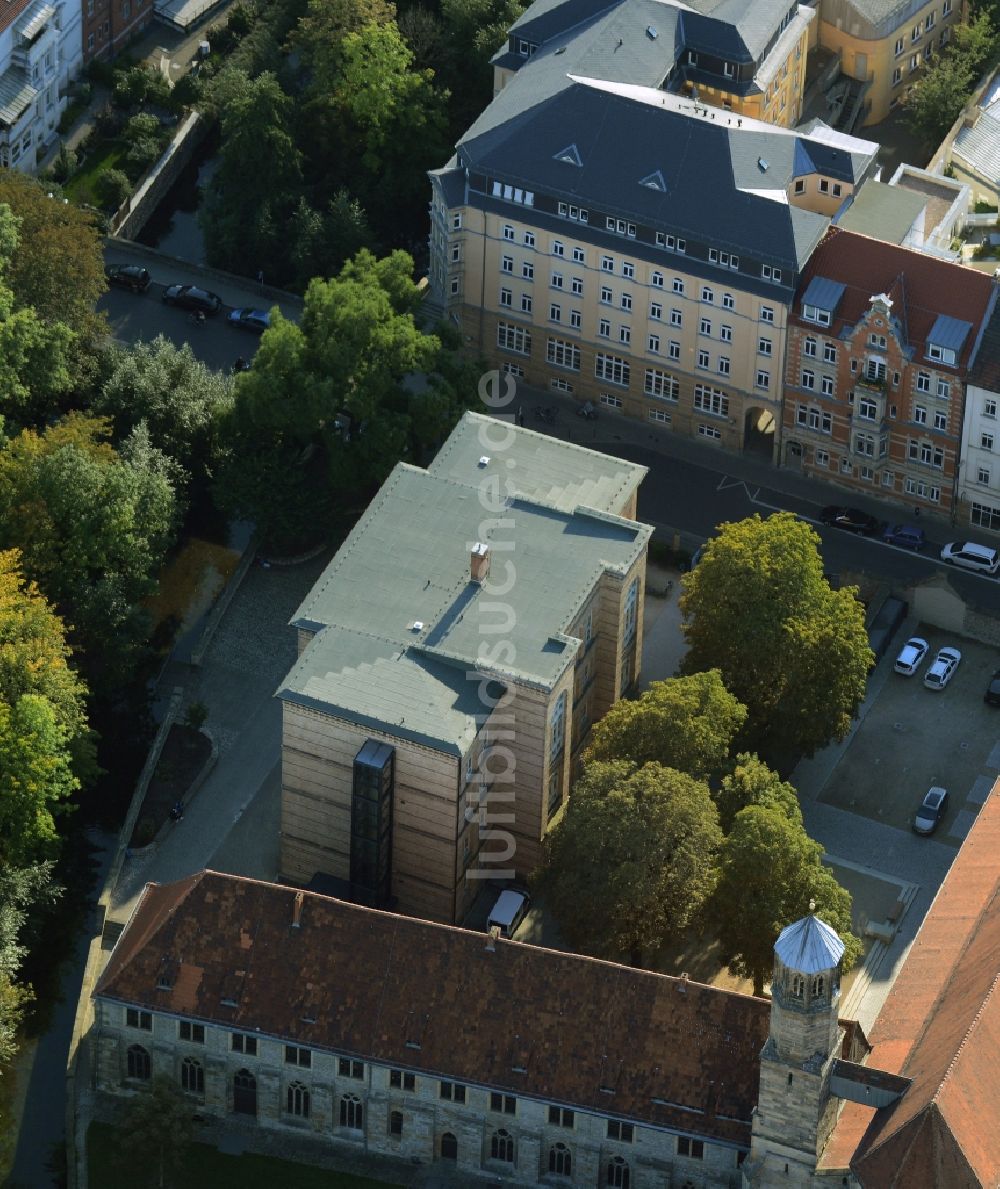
453,78,874,274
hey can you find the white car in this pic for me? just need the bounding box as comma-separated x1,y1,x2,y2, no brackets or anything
894,637,929,676
923,646,961,690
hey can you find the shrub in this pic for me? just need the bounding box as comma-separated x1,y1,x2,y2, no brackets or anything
51,145,78,182
97,167,133,209
169,74,203,110
126,136,162,177
123,111,160,143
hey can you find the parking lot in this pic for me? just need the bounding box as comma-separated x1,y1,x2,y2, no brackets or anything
819,624,1000,843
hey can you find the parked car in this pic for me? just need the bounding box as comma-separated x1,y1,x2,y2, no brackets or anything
819,506,881,535
162,284,221,314
227,308,271,334
940,541,1000,575
923,646,961,690
985,669,1000,706
913,786,949,835
882,523,925,551
105,263,150,293
894,637,929,676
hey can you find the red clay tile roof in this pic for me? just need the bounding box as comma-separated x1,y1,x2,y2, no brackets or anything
821,782,1000,1187
96,871,774,1146
791,227,996,371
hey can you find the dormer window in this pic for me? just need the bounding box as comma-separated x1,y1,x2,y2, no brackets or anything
802,303,831,327
927,343,956,365
517,39,535,57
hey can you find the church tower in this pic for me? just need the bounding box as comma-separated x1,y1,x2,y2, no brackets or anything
743,910,845,1187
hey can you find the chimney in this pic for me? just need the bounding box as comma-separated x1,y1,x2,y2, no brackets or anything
471,542,491,584
292,890,305,929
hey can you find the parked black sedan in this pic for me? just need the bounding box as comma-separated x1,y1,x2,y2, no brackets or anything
819,505,882,535
105,263,151,293
162,284,222,315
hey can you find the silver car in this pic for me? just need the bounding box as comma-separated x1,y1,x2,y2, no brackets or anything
894,637,928,677
923,646,961,690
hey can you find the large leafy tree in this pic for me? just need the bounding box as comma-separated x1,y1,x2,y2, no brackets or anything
0,862,58,1067
715,752,801,835
438,0,527,131
116,1074,195,1189
0,415,178,694
680,513,872,760
539,760,722,966
712,803,862,996
585,670,746,782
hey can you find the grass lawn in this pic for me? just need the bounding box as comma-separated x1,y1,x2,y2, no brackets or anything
88,1122,401,1188
63,142,126,206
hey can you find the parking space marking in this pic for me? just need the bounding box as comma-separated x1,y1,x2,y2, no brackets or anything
987,742,1000,770
968,774,995,805
948,808,978,841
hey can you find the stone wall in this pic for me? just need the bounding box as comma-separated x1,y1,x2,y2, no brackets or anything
111,111,209,241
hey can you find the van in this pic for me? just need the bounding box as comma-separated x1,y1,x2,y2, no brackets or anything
486,889,530,939
940,541,1000,575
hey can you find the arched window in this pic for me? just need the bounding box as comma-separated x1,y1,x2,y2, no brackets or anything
389,1110,403,1136
812,974,825,998
623,578,639,644
233,1069,256,1116
181,1056,203,1094
549,1142,572,1175
491,1128,514,1163
607,1155,631,1188
126,1045,150,1080
791,974,805,998
340,1093,363,1130
287,1080,310,1117
441,1132,458,1160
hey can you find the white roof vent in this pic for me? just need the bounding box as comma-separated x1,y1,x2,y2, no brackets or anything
646,24,658,38
411,620,425,632
479,455,491,467
758,156,769,172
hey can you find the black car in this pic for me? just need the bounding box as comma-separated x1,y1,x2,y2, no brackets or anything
985,670,1000,706
105,264,151,293
819,505,881,535
162,284,222,314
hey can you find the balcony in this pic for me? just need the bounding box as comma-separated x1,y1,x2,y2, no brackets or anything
855,374,886,394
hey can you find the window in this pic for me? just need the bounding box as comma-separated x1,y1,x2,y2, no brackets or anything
701,286,714,303
979,466,992,485
622,261,635,279
802,303,831,326
232,1032,258,1055
722,292,735,310
522,262,534,280
895,35,904,54
339,1058,364,1079
450,244,460,264
126,1008,152,1031
285,1046,311,1068
601,255,614,272
600,285,613,305
600,392,623,409
179,1021,205,1044
607,1120,634,1142
866,358,886,382
599,319,611,338
552,240,564,257
718,357,730,375
648,334,660,354
623,577,639,646
547,338,581,370
550,377,573,393
756,370,770,389
816,450,830,467
620,292,633,312
821,376,835,397
983,433,994,451
697,349,710,369
985,400,998,419
824,342,837,364
649,302,663,321
567,278,583,299
127,1045,151,1080
910,53,919,70
720,324,732,343
694,384,729,417
794,178,805,195
491,1129,515,1162
761,265,782,283
181,1056,204,1094
570,310,582,329
549,1106,575,1127
804,336,817,357
652,270,665,288
934,411,948,431
937,378,951,399
907,440,945,468
500,287,512,308
549,1142,572,1175
819,179,830,194
892,67,902,85
491,1092,517,1114
440,1080,467,1103
572,247,585,263
857,397,877,421
669,309,682,327
287,1081,311,1118
521,294,533,314
760,305,775,323
796,406,833,433
916,371,931,393
551,272,564,289
340,1093,363,1130
549,304,560,322
645,369,679,401
524,231,535,247
699,317,712,337
503,225,515,241
671,277,684,295
699,423,723,440
801,369,815,389
677,1136,705,1159
972,500,1000,529
648,407,671,424
595,353,630,386
390,1069,416,1091
619,326,631,346
389,1110,403,1136
854,433,875,458
607,1156,631,1188
501,255,513,274
449,278,460,296
497,322,531,355
914,405,928,424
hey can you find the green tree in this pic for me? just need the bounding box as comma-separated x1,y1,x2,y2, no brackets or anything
539,760,722,966
680,513,872,760
585,670,747,782
97,168,133,210
116,1074,195,1189
287,191,376,291
438,0,527,131
711,803,862,996
906,52,974,145
292,0,396,75
953,10,998,74
0,694,78,867
715,752,801,834
0,277,74,428
0,862,58,1067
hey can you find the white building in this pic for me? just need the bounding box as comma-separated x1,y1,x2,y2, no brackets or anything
0,0,75,173
957,300,1000,534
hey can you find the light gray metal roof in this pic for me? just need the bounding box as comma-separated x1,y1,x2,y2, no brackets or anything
14,0,54,39
774,914,845,974
836,178,927,244
928,313,973,353
0,67,36,126
953,111,1000,187
801,275,846,313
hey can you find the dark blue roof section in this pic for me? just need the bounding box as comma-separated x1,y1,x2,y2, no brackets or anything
928,313,973,352
802,276,846,313
510,0,624,46
679,9,749,61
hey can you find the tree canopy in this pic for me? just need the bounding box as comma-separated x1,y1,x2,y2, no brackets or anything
907,11,998,146
539,760,722,966
116,1074,195,1188
714,752,801,835
680,513,872,760
585,670,747,782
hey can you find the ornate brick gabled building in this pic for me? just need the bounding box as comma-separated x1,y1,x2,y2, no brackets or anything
781,228,997,516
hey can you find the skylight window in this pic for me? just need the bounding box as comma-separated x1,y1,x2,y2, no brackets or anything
640,170,666,192
554,144,582,167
